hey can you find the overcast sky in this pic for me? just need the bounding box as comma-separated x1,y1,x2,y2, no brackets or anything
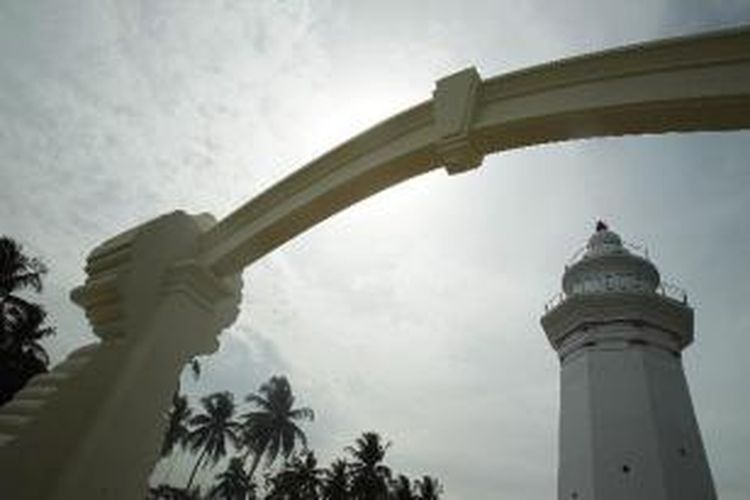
2,1,750,498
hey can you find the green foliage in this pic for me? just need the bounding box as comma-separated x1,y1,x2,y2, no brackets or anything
241,375,314,477
209,457,256,500
151,379,444,500
265,451,322,500
414,476,443,500
0,236,54,406
391,475,415,500
185,392,242,489
147,484,203,500
0,236,47,296
161,392,193,458
346,432,392,500
321,459,349,500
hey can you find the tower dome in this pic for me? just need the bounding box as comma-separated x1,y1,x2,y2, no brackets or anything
544,222,693,355
562,222,660,297
585,221,626,257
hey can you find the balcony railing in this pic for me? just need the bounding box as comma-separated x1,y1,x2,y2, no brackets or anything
543,280,688,313
656,281,689,304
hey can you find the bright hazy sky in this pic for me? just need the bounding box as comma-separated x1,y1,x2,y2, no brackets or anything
2,1,750,498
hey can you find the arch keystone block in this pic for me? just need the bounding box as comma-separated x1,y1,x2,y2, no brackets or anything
433,66,484,174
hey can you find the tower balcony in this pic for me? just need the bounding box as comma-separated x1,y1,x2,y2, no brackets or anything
542,291,694,359
541,223,693,359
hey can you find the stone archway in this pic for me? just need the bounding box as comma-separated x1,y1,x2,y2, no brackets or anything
0,25,748,500
199,26,750,275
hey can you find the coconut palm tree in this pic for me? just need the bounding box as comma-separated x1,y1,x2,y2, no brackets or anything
161,392,193,458
266,451,323,500
0,237,54,406
186,392,242,490
346,432,392,500
0,332,48,406
414,476,442,500
240,376,314,477
1,294,52,345
0,237,46,298
146,484,202,500
209,457,256,500
390,475,415,500
0,296,51,363
321,459,349,500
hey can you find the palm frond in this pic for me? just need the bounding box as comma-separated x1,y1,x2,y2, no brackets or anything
289,406,315,421
244,394,271,409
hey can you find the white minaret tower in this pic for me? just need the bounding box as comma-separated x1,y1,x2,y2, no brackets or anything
541,222,716,500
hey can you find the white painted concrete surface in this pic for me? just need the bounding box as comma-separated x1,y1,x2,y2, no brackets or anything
543,227,715,499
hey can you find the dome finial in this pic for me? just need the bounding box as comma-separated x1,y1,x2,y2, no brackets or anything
596,220,609,232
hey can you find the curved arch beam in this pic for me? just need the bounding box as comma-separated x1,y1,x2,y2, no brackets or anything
201,26,750,276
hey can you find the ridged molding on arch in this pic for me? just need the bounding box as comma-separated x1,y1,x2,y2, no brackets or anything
199,26,750,276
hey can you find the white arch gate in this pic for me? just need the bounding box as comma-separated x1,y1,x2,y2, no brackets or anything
1,26,749,500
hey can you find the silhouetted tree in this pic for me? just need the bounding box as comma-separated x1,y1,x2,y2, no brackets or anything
186,392,242,490
209,457,256,500
0,236,54,406
147,484,202,500
346,432,392,500
390,475,415,500
266,451,323,500
189,358,202,381
161,392,193,458
321,459,350,500
240,376,314,477
0,237,46,298
414,476,442,500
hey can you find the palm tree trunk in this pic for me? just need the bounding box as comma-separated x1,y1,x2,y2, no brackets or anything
187,446,209,490
242,440,267,478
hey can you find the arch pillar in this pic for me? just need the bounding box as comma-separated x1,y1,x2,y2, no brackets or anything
0,211,242,500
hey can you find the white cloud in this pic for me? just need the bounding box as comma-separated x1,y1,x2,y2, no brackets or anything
2,1,750,498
